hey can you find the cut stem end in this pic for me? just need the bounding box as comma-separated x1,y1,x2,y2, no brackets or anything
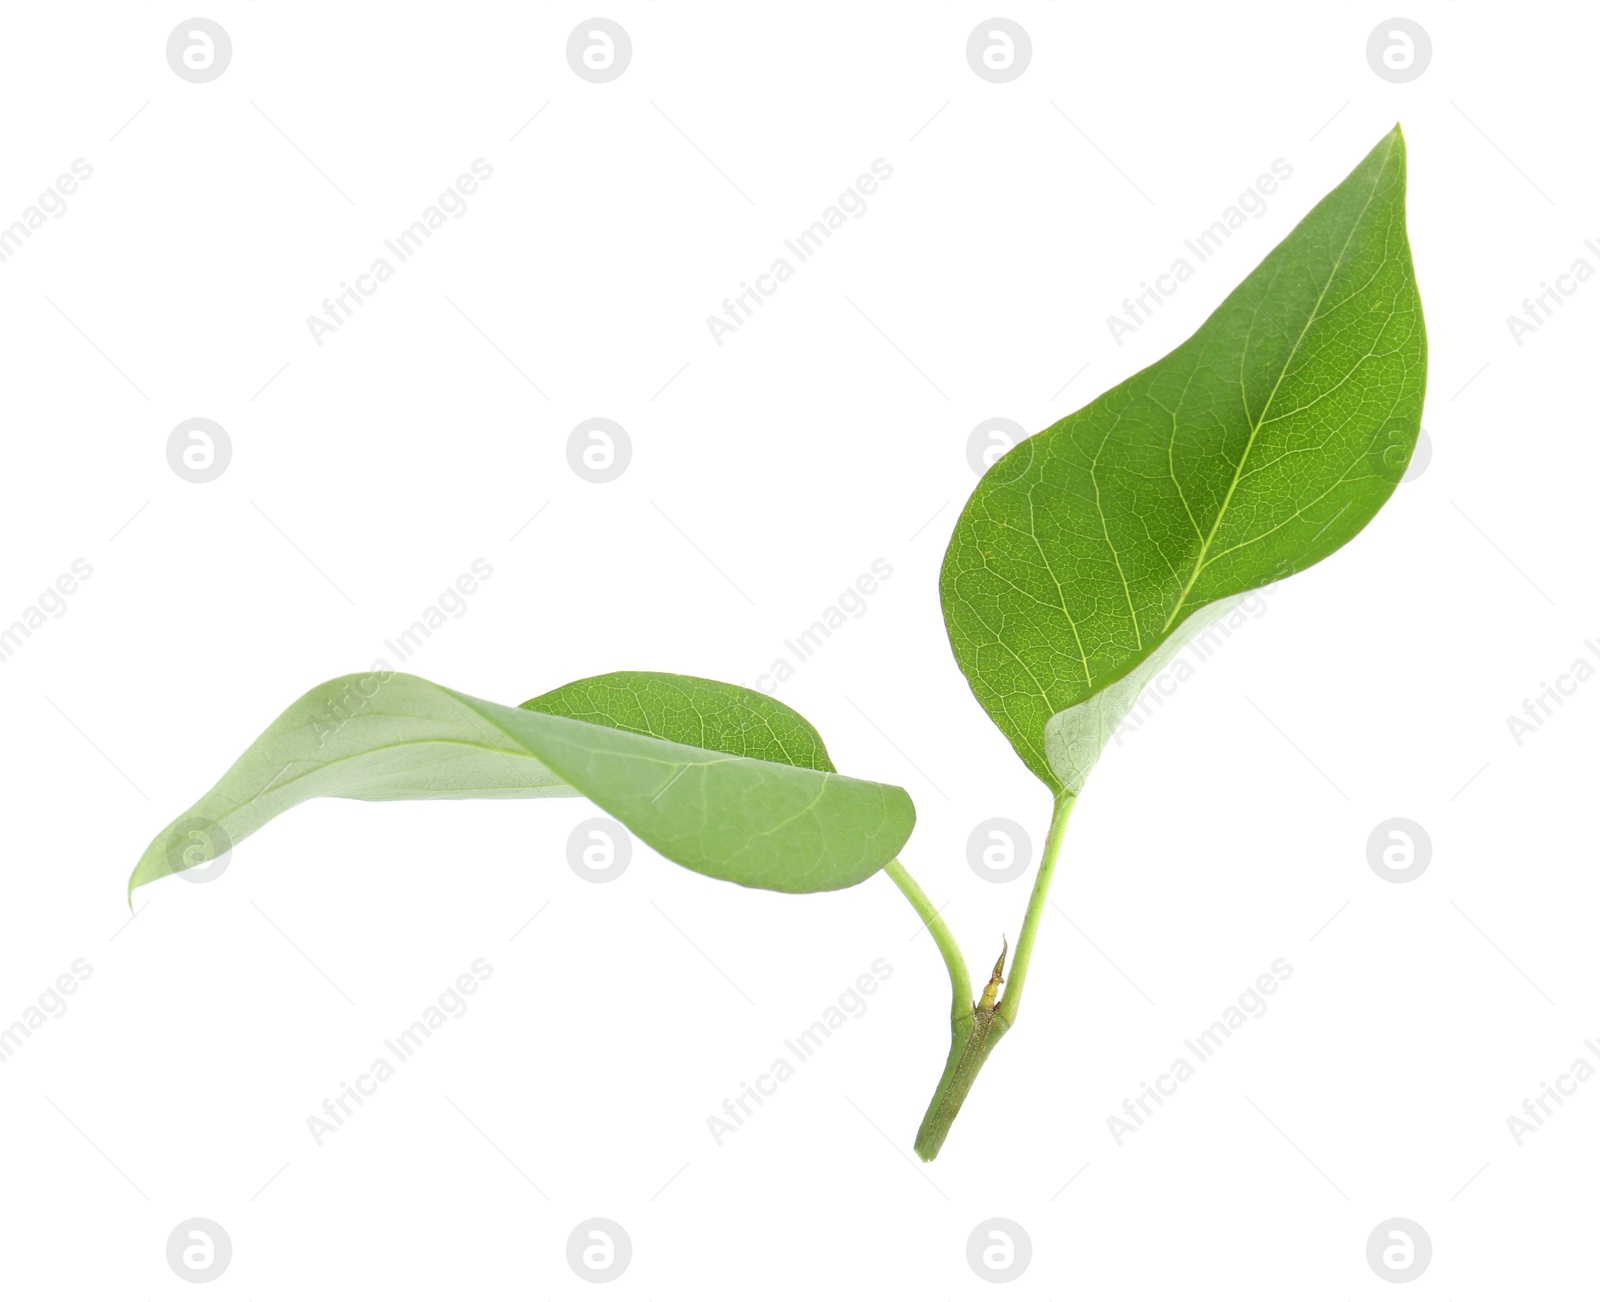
912,1005,1010,1161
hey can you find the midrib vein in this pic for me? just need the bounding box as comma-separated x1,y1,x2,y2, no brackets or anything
1156,143,1392,638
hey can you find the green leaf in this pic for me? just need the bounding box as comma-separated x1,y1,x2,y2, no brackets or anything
521,670,835,771
128,671,914,898
941,126,1426,792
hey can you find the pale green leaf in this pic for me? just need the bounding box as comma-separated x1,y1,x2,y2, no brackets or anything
128,671,914,898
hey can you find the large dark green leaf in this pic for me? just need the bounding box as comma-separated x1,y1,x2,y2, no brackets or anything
941,127,1426,792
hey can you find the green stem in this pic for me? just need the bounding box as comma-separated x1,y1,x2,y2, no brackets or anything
911,1003,994,1158
908,790,1077,1160
883,858,972,1021
996,790,1075,1025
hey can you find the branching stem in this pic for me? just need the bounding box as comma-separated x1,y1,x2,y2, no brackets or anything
897,789,1078,1160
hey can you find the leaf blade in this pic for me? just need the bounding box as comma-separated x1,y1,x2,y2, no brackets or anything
128,672,914,898
521,670,836,772
941,127,1426,791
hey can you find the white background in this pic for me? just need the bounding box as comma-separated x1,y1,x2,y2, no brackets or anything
0,3,1593,1297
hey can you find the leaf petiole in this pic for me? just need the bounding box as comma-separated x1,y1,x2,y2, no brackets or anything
996,791,1075,1026
883,858,972,1021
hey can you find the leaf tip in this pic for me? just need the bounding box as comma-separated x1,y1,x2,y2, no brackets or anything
125,863,151,910
126,861,152,908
